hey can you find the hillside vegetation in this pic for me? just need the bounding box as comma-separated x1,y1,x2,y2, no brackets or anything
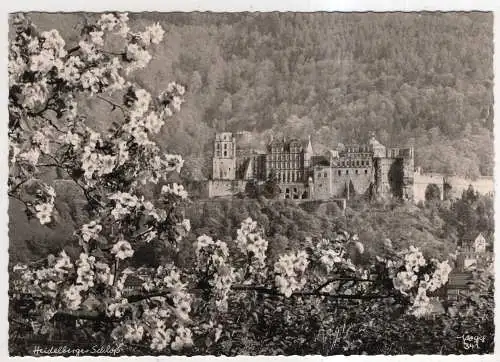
27,12,494,179
10,185,493,266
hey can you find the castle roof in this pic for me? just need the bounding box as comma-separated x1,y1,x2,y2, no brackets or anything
267,136,309,152
215,132,234,141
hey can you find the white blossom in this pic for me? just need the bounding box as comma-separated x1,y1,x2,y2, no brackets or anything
145,23,165,45
81,221,102,242
111,239,134,260
35,202,53,224
125,44,152,74
40,29,66,58
89,30,104,46
63,285,82,310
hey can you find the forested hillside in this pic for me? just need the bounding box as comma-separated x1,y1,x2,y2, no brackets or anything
28,12,494,179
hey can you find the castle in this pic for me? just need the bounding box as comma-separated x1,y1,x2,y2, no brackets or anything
209,132,415,201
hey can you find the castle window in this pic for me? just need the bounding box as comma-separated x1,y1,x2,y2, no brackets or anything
216,143,220,149
365,169,368,174
338,170,341,176
355,170,359,174
324,172,327,178
224,144,227,150
223,151,227,157
356,161,360,166
346,170,349,175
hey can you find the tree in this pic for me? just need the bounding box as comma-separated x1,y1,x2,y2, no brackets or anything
425,183,441,201
263,170,281,199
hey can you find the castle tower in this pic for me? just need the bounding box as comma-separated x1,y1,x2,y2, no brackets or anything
304,135,313,168
212,132,237,180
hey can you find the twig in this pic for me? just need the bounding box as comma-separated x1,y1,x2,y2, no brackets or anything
39,114,64,133
8,178,30,195
8,193,31,211
132,227,154,240
96,95,127,115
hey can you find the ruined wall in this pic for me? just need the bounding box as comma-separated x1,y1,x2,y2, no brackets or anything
413,173,444,203
445,176,494,199
401,156,414,201
374,158,392,198
281,183,309,199
312,167,333,200
212,158,236,180
208,180,247,198
312,167,373,199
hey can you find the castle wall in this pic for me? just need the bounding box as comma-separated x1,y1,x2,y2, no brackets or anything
208,180,247,198
374,158,393,197
336,168,373,196
213,158,236,180
445,176,494,199
413,173,444,202
401,156,414,201
312,167,333,200
280,183,309,199
312,166,373,199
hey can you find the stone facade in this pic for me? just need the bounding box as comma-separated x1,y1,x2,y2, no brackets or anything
212,132,237,180
209,132,414,201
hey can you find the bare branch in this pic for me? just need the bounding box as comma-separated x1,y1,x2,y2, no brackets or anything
96,95,127,115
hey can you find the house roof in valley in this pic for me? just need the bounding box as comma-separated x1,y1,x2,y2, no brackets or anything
447,270,474,290
462,231,484,242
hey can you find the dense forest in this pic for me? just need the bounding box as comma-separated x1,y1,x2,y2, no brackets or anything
27,12,494,180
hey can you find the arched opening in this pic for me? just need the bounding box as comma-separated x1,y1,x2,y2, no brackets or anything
425,183,441,201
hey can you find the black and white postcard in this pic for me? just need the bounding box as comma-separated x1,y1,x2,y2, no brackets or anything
5,1,498,359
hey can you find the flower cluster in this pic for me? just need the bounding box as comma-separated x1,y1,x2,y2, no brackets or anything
111,240,134,260
161,183,188,199
389,246,452,318
31,183,57,225
234,217,268,273
75,253,96,291
109,191,139,219
274,250,309,297
97,13,130,36
106,265,194,351
194,235,235,311
80,221,103,244
313,238,357,274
